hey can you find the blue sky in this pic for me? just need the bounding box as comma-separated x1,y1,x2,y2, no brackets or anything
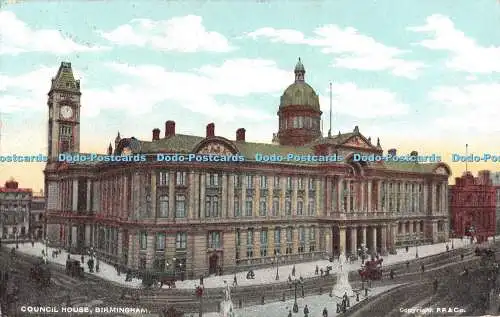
1,0,499,190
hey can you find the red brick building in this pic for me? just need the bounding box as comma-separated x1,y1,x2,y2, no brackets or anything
450,170,496,243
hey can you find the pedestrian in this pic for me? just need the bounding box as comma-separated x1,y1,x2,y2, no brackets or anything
200,275,204,285
390,269,394,280
233,274,237,287
292,265,296,277
320,268,323,276
356,292,360,301
288,309,292,317
31,240,34,247
365,288,368,297
421,264,425,273
315,265,319,275
405,246,409,253
288,275,292,282
446,244,449,252
461,254,464,261
301,284,304,298
96,258,100,273
322,307,328,317
433,278,438,292
81,254,84,264
303,304,309,317
406,261,410,271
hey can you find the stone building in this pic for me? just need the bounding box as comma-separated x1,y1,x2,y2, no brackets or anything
450,170,496,242
45,60,451,278
490,172,500,234
30,191,45,239
0,179,32,239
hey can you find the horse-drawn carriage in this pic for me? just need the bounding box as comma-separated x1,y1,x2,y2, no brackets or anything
358,258,383,281
141,271,177,289
66,259,84,278
30,260,52,287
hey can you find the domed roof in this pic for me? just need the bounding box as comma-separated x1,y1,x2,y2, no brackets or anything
279,58,320,111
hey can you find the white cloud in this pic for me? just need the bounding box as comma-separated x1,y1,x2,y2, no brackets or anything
247,26,425,78
429,83,500,132
100,15,234,52
318,83,410,119
0,59,291,121
0,11,108,55
408,14,500,73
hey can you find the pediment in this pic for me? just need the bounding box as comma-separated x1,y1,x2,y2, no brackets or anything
197,142,234,155
341,135,373,149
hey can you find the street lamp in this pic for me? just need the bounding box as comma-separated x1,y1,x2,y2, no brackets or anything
289,278,303,313
358,244,368,264
415,234,419,258
274,252,280,280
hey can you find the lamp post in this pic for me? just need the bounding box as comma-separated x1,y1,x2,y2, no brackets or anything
451,231,455,249
274,252,280,280
415,234,419,259
358,244,368,264
289,278,302,313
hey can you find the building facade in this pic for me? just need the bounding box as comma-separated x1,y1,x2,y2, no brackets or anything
450,170,496,242
490,172,500,234
30,191,45,240
45,61,451,278
0,179,32,239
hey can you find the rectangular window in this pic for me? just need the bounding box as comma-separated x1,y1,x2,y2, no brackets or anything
139,257,147,270
285,197,292,215
246,175,254,189
298,227,305,253
259,197,267,216
286,177,292,190
272,198,279,216
175,195,186,218
286,227,293,254
208,231,221,249
260,176,267,189
176,232,187,250
234,175,241,188
247,229,254,258
235,229,240,260
298,178,304,190
260,230,268,257
159,172,169,186
156,232,165,251
205,196,219,218
176,172,187,186
140,231,147,250
308,198,315,215
309,227,316,252
274,228,281,254
159,195,169,217
297,200,303,215
245,198,253,217
206,174,219,187
234,197,240,217
308,178,315,190
274,176,280,188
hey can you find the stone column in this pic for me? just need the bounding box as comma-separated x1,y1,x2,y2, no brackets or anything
362,225,367,247
346,180,351,212
279,178,285,217
292,177,298,216
362,181,367,212
399,182,404,213
228,173,235,218
331,178,336,215
169,172,175,219
223,231,236,269
367,180,372,212
188,172,195,219
381,225,387,255
423,183,428,215
371,227,377,253
241,174,247,216
199,173,205,219
221,173,228,218
253,175,259,217
350,227,357,254
315,178,321,217
325,228,332,255
339,226,346,254
267,176,273,218
415,221,420,235
292,227,299,254
304,176,310,215
337,177,343,212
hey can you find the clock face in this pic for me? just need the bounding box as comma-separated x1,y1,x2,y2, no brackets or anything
60,106,73,119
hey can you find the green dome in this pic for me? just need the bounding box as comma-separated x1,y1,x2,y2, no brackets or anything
280,82,320,111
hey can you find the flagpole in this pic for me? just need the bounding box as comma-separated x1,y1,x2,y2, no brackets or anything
328,82,332,137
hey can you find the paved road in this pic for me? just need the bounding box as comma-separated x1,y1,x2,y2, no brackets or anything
343,248,500,317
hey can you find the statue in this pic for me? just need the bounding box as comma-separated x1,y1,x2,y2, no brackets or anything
332,252,354,298
220,281,235,317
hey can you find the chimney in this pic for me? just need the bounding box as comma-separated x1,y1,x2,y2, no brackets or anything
236,128,246,142
206,123,215,137
152,128,160,141
165,121,176,138
388,148,396,156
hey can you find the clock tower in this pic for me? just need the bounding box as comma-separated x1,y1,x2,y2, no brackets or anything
47,62,81,160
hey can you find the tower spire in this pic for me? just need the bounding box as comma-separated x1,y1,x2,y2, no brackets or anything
294,57,305,82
